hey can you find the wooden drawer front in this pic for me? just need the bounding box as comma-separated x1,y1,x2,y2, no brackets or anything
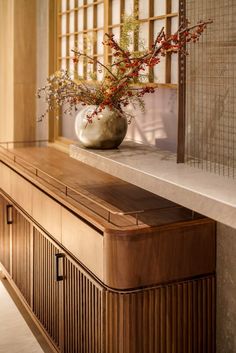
61,208,103,280
0,162,11,195
104,220,216,289
0,162,32,216
32,188,62,243
11,170,32,215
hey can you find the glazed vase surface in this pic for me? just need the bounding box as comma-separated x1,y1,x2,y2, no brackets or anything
75,105,128,149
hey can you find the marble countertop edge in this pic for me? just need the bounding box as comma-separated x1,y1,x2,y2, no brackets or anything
69,141,236,229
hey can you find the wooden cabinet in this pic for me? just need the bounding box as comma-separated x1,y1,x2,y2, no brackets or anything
32,227,104,353
0,192,105,353
0,147,217,353
0,193,216,353
0,194,11,274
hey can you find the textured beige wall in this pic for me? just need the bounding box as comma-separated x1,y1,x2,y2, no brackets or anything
217,223,236,353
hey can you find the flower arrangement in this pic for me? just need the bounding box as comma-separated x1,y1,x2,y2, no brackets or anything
37,17,212,124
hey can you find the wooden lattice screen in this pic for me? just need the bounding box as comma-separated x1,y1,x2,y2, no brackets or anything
54,0,179,142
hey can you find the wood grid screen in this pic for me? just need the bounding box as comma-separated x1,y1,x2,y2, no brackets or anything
56,0,179,144
107,0,179,85
57,0,179,85
58,0,105,80
185,0,236,177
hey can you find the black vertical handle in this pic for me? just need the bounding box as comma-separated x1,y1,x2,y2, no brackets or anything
6,205,13,224
55,253,65,281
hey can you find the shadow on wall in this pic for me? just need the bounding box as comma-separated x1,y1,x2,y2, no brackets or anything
57,87,178,152
125,88,178,153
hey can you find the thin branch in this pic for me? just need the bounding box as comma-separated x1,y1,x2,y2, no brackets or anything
72,49,118,80
179,19,213,35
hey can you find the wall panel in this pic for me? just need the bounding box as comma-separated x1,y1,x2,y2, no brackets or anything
0,0,14,142
0,0,37,143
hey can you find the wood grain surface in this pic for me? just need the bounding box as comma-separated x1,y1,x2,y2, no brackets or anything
0,146,205,231
12,207,31,305
104,219,216,289
0,195,11,273
0,146,216,290
0,178,216,353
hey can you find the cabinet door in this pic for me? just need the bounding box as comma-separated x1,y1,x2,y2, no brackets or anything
12,207,32,306
33,228,64,351
63,256,104,353
0,194,11,274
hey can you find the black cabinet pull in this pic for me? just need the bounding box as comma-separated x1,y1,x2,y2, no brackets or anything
55,253,65,281
6,205,13,224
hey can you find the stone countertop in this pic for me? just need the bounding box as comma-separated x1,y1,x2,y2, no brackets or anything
70,141,236,229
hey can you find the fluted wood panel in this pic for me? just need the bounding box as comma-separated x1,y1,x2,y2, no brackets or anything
62,267,215,353
105,276,216,353
12,208,31,305
63,257,104,353
0,195,10,273
33,228,61,350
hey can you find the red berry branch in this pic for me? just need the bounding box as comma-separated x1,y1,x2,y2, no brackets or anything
37,18,212,123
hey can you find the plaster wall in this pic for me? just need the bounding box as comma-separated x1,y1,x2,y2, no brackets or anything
217,223,236,353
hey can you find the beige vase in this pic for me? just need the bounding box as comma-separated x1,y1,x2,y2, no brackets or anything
75,105,128,149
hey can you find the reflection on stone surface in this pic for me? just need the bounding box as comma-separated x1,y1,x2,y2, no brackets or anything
71,140,176,161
